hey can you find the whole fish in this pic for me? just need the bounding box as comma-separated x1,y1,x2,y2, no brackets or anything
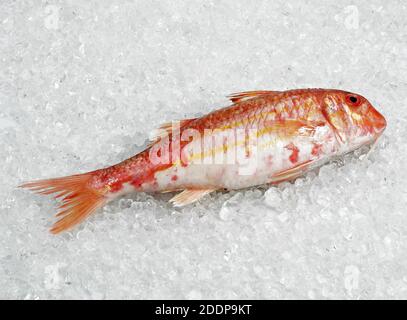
21,89,387,234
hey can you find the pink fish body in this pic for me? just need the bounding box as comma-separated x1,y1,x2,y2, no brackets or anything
21,89,386,233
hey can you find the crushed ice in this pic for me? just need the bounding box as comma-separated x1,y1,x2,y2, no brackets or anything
1,0,406,299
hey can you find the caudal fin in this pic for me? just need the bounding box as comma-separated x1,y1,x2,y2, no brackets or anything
19,173,107,234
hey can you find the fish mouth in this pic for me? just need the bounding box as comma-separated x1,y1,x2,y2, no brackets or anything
365,120,386,156
371,109,387,135
366,122,385,152
377,128,385,137
373,121,386,138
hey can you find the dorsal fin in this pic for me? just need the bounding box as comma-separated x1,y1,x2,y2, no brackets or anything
148,118,195,147
227,90,280,103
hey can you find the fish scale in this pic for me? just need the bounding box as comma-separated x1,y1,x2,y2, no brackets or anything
20,88,386,233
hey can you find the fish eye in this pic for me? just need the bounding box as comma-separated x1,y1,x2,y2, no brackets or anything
346,95,361,106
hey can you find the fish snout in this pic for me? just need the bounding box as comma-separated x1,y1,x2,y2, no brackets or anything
372,110,387,135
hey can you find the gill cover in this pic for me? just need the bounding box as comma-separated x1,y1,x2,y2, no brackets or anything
321,94,351,144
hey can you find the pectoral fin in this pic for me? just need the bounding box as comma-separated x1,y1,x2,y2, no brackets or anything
269,157,328,184
269,161,312,184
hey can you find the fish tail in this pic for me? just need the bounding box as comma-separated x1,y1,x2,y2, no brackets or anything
19,172,107,234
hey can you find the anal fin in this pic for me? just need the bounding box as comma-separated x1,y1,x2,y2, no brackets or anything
169,188,217,207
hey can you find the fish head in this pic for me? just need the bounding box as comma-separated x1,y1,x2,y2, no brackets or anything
321,90,386,150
